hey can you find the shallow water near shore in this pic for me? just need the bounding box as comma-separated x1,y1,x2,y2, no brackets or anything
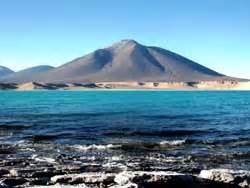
0,90,250,174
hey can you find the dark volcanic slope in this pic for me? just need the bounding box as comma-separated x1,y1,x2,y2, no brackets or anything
0,66,14,78
34,40,228,83
3,40,231,83
1,65,54,83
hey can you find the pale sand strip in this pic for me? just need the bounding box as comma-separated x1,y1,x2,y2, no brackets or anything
1,81,250,91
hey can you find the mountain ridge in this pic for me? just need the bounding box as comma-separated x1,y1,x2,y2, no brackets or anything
0,65,54,83
0,40,242,83
0,66,15,78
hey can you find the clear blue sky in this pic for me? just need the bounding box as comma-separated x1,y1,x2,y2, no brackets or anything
0,0,249,78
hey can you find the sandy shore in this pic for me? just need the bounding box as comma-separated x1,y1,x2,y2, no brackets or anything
1,81,250,91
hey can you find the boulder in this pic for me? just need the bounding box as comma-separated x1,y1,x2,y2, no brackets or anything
0,177,28,187
199,169,250,188
0,169,9,177
51,172,115,185
114,171,195,188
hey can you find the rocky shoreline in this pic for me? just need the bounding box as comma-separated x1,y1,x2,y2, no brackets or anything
0,144,249,188
1,168,250,188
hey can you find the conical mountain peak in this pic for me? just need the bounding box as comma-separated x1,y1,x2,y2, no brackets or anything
116,39,138,45
110,39,140,50
1,40,231,83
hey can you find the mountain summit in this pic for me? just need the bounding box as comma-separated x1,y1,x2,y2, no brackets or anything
1,40,231,83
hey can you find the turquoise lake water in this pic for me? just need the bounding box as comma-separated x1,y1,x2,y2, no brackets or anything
0,91,250,171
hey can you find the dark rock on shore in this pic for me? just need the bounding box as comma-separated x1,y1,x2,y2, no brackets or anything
0,177,28,187
51,172,115,186
0,144,16,155
0,144,249,187
0,83,17,90
0,169,9,177
1,161,250,188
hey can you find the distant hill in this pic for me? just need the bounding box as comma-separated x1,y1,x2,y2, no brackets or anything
1,40,238,83
0,65,54,83
0,66,14,78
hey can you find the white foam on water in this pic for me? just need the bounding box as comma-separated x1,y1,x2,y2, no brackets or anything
79,156,97,161
146,156,184,163
74,144,122,151
21,147,36,152
102,161,128,171
159,140,186,146
32,155,56,164
103,155,124,162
